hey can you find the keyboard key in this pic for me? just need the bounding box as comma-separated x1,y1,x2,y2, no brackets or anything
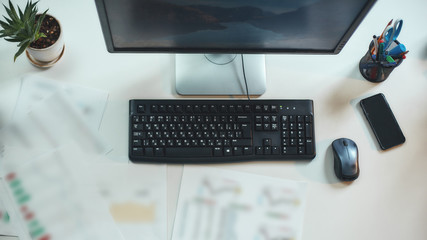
132,147,143,156
194,105,201,113
271,116,278,123
272,146,280,155
165,148,212,157
145,148,154,156
132,124,143,130
185,105,193,113
175,105,183,113
201,105,209,113
132,139,142,147
290,138,297,146
243,147,252,155
154,148,164,156
133,131,144,138
213,147,223,156
224,147,232,156
305,123,313,138
151,105,158,113
132,116,140,123
282,115,288,122
236,105,244,113
167,105,174,113
263,105,270,112
137,105,145,113
228,105,236,113
263,116,270,123
283,147,297,155
233,147,242,156
290,131,296,138
237,115,250,123
232,139,252,146
271,123,279,131
306,139,314,155
271,105,278,113
282,123,288,130
264,146,271,155
209,105,218,113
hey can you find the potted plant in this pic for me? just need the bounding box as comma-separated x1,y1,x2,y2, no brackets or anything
0,0,64,67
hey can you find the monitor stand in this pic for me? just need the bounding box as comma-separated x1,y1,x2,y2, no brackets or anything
175,54,266,95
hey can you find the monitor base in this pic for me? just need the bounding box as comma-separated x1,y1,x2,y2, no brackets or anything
175,54,266,95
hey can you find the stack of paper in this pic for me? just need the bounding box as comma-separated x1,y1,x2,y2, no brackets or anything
0,76,167,240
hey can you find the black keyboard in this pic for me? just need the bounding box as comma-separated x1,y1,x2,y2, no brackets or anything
129,100,315,163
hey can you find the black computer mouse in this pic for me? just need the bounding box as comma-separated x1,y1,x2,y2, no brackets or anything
332,138,359,181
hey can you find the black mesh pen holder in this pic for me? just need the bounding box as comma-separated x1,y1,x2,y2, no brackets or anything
359,40,403,83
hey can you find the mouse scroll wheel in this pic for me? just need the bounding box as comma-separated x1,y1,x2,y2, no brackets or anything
343,140,348,146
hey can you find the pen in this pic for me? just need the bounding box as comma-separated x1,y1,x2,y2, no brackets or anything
371,35,378,57
399,50,409,59
400,50,409,56
392,51,408,60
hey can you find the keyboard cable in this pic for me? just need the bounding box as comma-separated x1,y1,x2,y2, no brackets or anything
240,54,251,101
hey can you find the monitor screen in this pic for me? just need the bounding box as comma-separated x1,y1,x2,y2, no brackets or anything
95,0,376,54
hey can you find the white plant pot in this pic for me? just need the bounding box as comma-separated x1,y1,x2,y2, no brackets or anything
26,15,64,67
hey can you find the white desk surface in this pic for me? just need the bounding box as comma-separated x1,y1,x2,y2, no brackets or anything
1,0,427,239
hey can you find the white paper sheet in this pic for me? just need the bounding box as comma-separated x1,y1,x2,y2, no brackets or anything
13,76,108,131
0,91,111,175
92,163,167,240
173,166,308,240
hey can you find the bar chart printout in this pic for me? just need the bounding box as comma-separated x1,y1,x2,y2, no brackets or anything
1,146,124,240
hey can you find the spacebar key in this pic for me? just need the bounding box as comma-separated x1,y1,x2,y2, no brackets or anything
165,148,213,157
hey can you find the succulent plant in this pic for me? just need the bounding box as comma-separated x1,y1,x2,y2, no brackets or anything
0,0,48,61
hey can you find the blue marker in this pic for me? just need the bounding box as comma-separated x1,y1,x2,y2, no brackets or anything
388,44,406,57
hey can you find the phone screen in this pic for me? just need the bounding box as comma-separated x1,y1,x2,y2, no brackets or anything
360,93,405,150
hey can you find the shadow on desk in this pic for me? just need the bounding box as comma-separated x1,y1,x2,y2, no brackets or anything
324,66,376,117
293,139,348,186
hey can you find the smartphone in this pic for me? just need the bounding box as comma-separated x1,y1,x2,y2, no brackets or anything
360,93,405,150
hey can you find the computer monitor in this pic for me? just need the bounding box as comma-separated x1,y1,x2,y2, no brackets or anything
94,0,376,95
